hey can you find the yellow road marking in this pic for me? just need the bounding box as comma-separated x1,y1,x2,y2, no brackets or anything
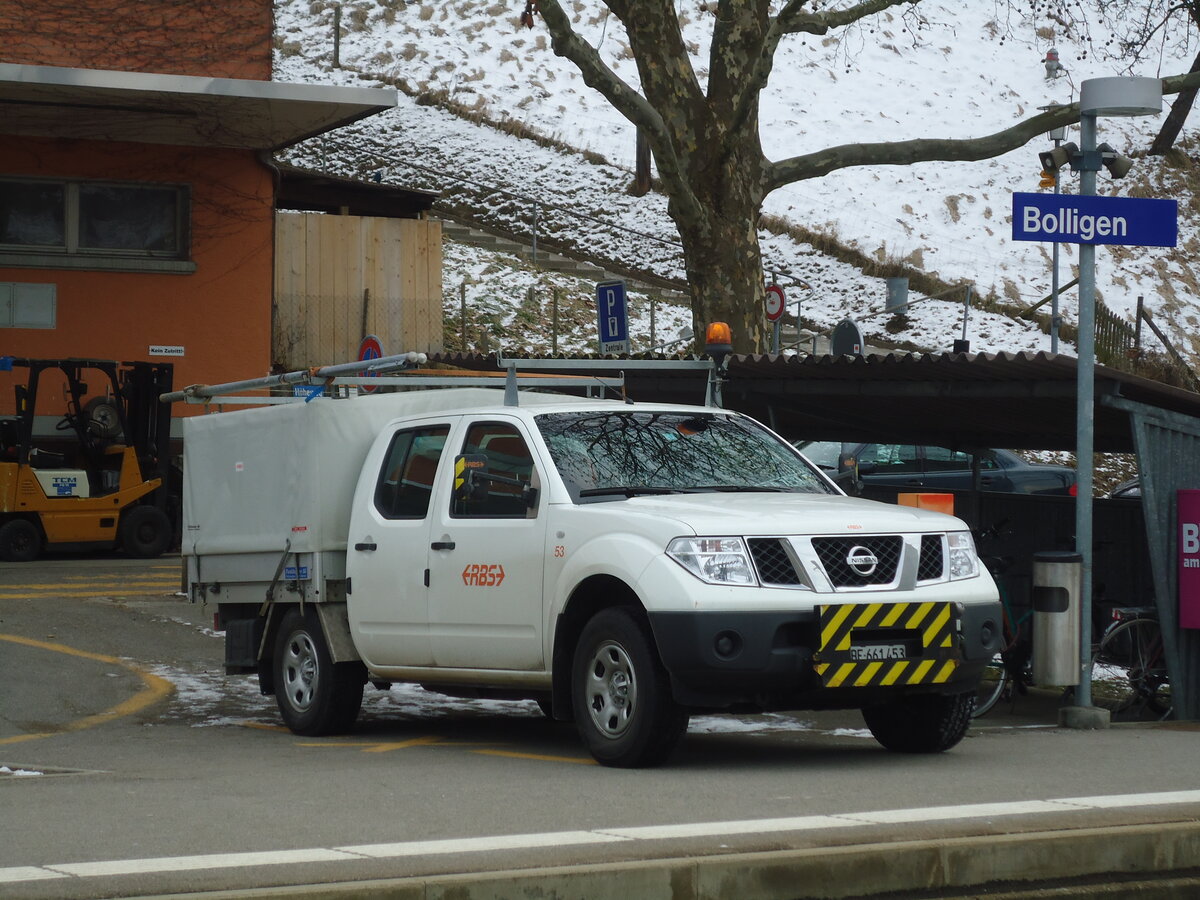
0,634,174,745
473,749,597,765
296,736,444,753
15,585,177,592
0,587,181,600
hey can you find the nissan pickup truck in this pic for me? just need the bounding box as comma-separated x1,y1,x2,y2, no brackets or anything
182,387,1001,767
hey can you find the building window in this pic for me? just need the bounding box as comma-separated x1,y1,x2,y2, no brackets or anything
0,282,56,328
0,176,191,271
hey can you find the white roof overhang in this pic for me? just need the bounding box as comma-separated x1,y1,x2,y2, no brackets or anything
0,63,395,150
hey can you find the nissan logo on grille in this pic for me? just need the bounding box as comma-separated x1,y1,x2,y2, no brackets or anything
845,545,879,576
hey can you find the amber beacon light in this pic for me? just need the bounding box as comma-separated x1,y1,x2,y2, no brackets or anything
704,322,733,365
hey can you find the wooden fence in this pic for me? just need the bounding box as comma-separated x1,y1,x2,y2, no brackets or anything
273,212,443,369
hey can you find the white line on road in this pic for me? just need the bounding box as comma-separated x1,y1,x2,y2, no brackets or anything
3,789,1200,885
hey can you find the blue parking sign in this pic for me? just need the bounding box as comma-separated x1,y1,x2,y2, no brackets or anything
597,280,630,353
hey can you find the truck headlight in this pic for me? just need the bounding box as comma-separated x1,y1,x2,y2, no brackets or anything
947,531,980,580
667,537,758,586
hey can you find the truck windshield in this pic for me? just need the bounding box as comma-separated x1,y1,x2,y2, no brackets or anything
535,410,835,500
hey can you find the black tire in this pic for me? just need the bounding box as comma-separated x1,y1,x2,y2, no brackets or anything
0,518,42,562
119,505,172,558
571,607,689,768
862,691,975,753
272,607,364,736
1090,617,1171,718
83,397,123,440
972,653,1009,718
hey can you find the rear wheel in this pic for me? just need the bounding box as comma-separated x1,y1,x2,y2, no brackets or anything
863,691,975,753
0,518,42,562
273,607,364,736
572,607,689,768
1090,617,1171,719
120,505,172,558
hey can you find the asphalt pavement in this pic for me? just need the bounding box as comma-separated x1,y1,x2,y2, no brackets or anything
2,555,1199,900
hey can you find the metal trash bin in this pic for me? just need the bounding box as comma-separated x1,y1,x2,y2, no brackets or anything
1032,550,1083,686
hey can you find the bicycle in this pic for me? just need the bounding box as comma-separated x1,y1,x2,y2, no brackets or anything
973,597,1033,718
1088,605,1172,720
973,550,1034,718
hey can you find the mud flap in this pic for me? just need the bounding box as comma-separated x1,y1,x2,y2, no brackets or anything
813,601,962,688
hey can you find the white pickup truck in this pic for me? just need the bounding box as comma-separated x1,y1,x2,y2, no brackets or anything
182,386,1001,767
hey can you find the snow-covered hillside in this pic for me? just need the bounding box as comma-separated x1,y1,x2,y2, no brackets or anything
272,1,1200,361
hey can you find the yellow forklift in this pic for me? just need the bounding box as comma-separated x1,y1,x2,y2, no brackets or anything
0,357,175,562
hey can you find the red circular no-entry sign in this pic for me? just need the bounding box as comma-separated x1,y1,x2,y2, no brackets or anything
358,334,384,393
764,284,786,322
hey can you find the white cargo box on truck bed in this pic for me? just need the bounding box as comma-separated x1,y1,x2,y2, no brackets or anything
182,387,571,557
182,388,580,594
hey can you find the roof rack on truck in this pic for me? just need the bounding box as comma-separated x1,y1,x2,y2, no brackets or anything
159,350,724,408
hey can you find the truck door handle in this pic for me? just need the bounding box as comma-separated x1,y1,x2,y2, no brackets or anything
431,541,456,551
354,542,377,552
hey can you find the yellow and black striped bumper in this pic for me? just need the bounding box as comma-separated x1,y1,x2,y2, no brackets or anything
813,601,961,689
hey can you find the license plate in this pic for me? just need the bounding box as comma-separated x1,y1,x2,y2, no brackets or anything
849,643,908,661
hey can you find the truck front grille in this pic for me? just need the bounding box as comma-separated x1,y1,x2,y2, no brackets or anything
747,538,803,585
811,535,902,587
917,534,944,581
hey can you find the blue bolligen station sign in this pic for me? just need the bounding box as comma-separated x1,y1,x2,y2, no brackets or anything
1012,192,1177,248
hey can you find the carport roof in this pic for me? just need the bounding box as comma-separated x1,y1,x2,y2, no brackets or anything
430,350,1200,453
0,63,395,151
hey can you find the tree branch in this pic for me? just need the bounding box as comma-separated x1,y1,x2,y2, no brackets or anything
777,0,917,36
534,0,661,138
766,70,1200,191
533,0,701,218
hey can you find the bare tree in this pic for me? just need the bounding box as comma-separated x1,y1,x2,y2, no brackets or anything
523,0,1200,352
1092,0,1200,154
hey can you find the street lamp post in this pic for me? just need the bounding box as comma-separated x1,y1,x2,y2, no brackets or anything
1066,77,1161,725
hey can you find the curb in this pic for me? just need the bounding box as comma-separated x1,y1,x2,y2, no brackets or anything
136,819,1200,900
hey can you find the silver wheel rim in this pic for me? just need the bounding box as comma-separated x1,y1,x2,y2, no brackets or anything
585,639,638,739
281,629,319,713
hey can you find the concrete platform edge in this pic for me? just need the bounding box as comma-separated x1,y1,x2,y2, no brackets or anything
130,819,1200,900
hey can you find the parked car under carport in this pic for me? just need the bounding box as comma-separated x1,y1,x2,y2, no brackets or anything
794,441,1077,496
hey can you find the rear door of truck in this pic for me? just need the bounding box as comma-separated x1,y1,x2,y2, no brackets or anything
347,417,456,668
425,416,548,671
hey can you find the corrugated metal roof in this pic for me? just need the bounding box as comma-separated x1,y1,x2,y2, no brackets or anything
430,350,1200,452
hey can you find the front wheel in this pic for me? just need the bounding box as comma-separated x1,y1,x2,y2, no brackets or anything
120,505,172,558
273,607,364,736
572,607,688,768
862,691,975,753
0,518,42,562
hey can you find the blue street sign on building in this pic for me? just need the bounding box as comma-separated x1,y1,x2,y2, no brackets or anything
597,280,630,354
1012,192,1177,248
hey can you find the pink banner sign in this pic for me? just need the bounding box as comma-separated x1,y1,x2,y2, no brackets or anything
1179,489,1200,629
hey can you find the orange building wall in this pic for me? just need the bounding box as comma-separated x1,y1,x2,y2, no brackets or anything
0,0,271,80
0,138,275,416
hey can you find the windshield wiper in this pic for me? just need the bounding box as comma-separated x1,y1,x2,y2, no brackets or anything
577,486,682,498
690,485,794,492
